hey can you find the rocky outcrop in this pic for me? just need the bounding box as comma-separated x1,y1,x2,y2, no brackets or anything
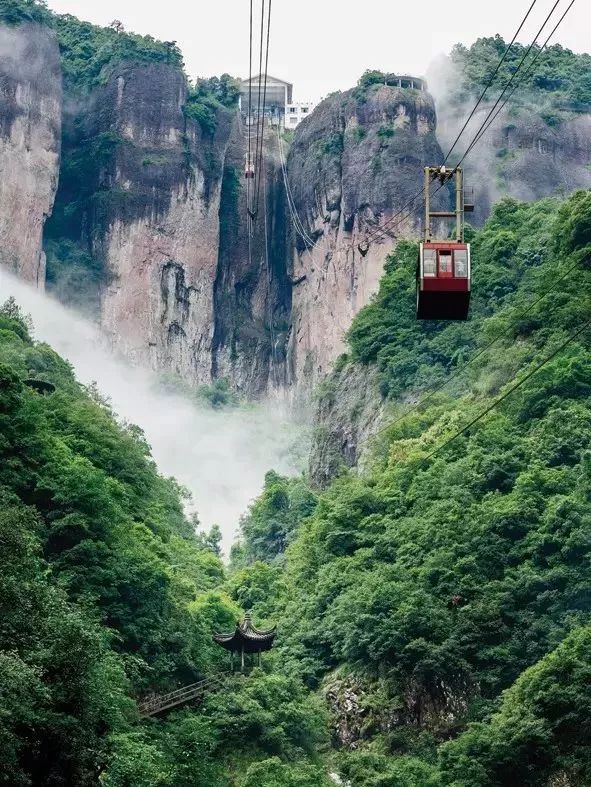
286,84,446,397
324,676,371,749
77,78,448,399
47,61,292,397
212,123,292,397
0,23,61,285
436,101,591,225
324,672,472,750
310,360,384,487
490,109,591,214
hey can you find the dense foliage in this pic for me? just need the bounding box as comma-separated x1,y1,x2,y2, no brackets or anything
0,0,51,26
451,36,591,111
184,74,241,135
55,15,183,92
235,191,591,784
235,471,318,564
0,1,183,88
0,305,325,785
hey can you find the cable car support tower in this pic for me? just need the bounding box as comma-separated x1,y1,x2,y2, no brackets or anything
424,165,470,244
417,166,473,321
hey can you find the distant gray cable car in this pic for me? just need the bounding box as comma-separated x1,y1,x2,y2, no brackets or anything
244,152,255,179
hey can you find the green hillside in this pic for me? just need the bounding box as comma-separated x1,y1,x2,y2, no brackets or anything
0,302,326,785
234,190,591,786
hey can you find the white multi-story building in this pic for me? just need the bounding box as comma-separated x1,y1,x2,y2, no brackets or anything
285,101,316,129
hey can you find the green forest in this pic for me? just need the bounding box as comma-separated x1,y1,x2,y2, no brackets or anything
2,1,591,784
232,191,591,785
2,187,591,783
450,35,591,111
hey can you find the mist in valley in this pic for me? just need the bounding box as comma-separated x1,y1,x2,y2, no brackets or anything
0,270,305,553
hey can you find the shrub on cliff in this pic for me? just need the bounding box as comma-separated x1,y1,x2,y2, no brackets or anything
55,14,184,91
0,0,51,26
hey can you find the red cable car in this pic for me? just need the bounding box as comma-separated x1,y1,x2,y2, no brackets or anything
417,241,470,320
416,165,472,321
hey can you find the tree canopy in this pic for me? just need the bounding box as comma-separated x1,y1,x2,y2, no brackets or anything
235,190,591,785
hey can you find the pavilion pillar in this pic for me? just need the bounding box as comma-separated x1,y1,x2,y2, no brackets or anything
241,647,245,673
230,651,234,673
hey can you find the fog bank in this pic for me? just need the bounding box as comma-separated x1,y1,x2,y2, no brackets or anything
0,270,304,552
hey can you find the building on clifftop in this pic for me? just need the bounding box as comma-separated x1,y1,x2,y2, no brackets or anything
239,74,317,129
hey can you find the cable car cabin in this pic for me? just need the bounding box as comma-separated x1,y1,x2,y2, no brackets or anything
417,242,471,320
244,153,255,179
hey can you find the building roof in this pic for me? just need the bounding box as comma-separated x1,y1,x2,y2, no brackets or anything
213,613,276,654
240,74,293,89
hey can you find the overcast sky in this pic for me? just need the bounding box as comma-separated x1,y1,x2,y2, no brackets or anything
46,0,588,102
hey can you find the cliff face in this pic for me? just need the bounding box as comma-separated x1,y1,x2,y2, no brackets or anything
45,61,291,397
286,85,445,396
82,63,233,382
0,23,61,285
436,102,591,225
490,109,591,216
92,69,294,393
309,360,384,487
212,123,292,397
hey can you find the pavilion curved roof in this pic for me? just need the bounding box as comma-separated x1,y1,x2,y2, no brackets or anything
213,613,276,653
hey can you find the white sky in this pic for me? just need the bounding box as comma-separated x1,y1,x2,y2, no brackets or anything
46,0,589,102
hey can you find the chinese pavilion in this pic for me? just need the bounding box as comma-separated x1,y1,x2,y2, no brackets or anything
213,613,276,671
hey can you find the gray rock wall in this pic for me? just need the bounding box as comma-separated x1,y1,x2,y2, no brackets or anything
286,85,446,398
86,63,233,383
436,101,591,225
0,23,61,285
212,122,292,398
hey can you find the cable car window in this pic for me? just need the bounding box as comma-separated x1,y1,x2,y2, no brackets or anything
423,248,436,277
438,250,452,276
454,249,468,278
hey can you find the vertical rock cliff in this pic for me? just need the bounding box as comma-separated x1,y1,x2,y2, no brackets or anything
46,58,291,398
83,63,234,381
434,105,591,225
0,23,61,285
212,123,292,397
286,84,445,396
